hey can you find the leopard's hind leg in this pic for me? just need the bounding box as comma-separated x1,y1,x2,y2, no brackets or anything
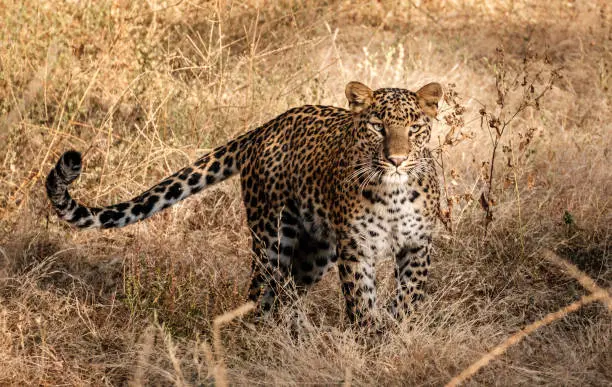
246,206,300,315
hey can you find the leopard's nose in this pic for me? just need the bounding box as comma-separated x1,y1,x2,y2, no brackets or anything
388,156,407,166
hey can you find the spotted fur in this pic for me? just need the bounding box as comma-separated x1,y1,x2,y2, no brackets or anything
46,81,443,325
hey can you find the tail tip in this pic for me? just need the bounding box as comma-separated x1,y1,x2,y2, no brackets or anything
61,150,82,171
54,150,82,185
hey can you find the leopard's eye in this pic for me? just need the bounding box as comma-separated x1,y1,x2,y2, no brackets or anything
410,123,427,133
368,121,385,135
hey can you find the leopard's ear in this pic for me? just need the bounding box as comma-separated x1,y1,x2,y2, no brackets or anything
345,81,373,114
416,82,443,117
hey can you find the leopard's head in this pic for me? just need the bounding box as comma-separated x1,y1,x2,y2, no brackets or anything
345,81,442,185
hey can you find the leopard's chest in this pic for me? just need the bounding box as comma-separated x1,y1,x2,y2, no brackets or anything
350,186,431,260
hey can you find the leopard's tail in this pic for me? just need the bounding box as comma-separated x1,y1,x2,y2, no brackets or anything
46,132,253,229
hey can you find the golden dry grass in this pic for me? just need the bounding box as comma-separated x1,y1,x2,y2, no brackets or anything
1,0,610,385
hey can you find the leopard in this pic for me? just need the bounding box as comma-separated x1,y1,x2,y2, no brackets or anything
46,81,443,326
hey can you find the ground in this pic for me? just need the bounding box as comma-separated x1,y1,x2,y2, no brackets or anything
0,1,610,385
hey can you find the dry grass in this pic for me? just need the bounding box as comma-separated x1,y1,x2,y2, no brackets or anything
1,0,611,385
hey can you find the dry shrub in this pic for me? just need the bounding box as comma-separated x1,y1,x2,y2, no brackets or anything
0,0,610,385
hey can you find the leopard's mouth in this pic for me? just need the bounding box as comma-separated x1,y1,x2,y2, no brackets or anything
381,171,410,185
377,158,425,185
382,160,418,174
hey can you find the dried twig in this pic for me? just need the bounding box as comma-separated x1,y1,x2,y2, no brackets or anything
130,326,156,386
542,249,612,311
212,302,255,387
447,248,611,386
446,291,610,387
479,47,561,238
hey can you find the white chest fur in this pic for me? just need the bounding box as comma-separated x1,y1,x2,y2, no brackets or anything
351,185,429,261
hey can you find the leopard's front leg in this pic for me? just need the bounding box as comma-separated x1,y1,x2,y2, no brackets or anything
389,242,431,320
337,237,378,326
